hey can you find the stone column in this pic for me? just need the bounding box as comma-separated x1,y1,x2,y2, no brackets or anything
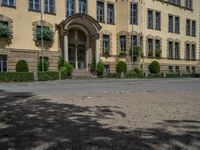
96,38,100,64
64,34,69,62
75,44,78,69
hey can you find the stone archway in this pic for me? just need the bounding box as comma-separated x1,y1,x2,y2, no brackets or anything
59,14,101,70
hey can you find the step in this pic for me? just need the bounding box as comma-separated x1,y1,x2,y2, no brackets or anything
72,69,96,79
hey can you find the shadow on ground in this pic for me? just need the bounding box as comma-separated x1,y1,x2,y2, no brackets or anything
0,90,199,150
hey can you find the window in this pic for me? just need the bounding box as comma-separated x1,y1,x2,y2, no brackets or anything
155,12,161,30
168,0,181,5
79,0,87,14
192,66,195,73
168,15,173,33
168,41,173,59
0,55,7,72
186,44,190,60
191,21,196,36
147,10,153,29
66,0,75,16
2,0,15,7
0,21,8,26
107,3,114,24
191,44,196,60
175,66,180,73
44,0,55,14
169,66,173,73
175,16,180,33
103,35,110,54
185,0,193,9
131,35,137,47
104,65,110,74
186,66,190,73
175,42,180,59
29,0,40,11
120,36,126,51
130,3,137,25
148,39,153,51
186,19,190,35
155,40,160,50
97,1,104,22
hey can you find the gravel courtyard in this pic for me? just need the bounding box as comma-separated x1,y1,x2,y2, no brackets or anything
0,79,200,150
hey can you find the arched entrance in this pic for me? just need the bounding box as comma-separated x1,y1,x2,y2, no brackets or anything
59,14,102,70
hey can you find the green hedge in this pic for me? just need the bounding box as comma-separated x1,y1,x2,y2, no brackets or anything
38,71,59,81
106,73,120,78
181,73,191,78
148,73,164,78
166,73,180,78
0,72,34,82
125,72,144,78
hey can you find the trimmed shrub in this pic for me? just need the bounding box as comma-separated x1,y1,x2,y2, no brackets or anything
0,72,34,82
166,73,180,78
148,73,164,78
38,59,49,71
16,60,29,72
96,61,104,76
106,73,120,78
148,61,160,74
38,71,59,81
116,61,127,74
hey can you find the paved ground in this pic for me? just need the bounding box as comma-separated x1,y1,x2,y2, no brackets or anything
0,79,200,150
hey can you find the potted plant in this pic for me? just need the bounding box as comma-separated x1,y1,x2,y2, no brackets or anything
103,48,110,56
130,46,140,62
148,50,153,57
36,27,54,42
155,49,162,58
0,24,11,39
119,51,126,57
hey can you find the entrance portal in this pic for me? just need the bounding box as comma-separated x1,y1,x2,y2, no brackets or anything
68,29,87,69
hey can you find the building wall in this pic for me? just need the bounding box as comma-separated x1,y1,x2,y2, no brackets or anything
0,0,199,73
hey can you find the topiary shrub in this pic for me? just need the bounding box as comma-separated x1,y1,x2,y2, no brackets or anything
96,61,104,77
116,61,127,74
148,61,160,74
0,72,34,82
38,59,49,71
16,60,29,72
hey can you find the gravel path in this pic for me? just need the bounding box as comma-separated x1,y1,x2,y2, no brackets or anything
0,79,200,149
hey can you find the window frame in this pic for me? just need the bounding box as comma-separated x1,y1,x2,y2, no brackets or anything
97,1,105,23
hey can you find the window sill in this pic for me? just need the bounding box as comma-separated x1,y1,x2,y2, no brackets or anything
1,4,16,9
28,9,41,13
44,12,56,16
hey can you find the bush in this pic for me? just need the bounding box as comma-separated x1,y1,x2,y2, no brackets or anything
148,61,160,74
60,63,73,79
106,73,120,78
130,46,140,57
58,55,65,70
125,68,144,78
16,60,29,72
38,59,49,71
0,72,34,82
148,73,164,78
166,73,180,78
116,61,127,74
90,57,96,73
0,24,10,38
38,71,59,81
181,73,191,78
148,50,153,57
96,61,104,76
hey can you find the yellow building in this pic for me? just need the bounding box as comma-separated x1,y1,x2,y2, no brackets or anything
0,0,199,74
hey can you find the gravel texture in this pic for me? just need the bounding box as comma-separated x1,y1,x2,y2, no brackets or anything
0,79,200,150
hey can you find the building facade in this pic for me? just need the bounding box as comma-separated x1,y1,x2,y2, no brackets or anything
0,0,199,73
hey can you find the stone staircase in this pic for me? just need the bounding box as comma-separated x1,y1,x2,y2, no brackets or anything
72,69,96,79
